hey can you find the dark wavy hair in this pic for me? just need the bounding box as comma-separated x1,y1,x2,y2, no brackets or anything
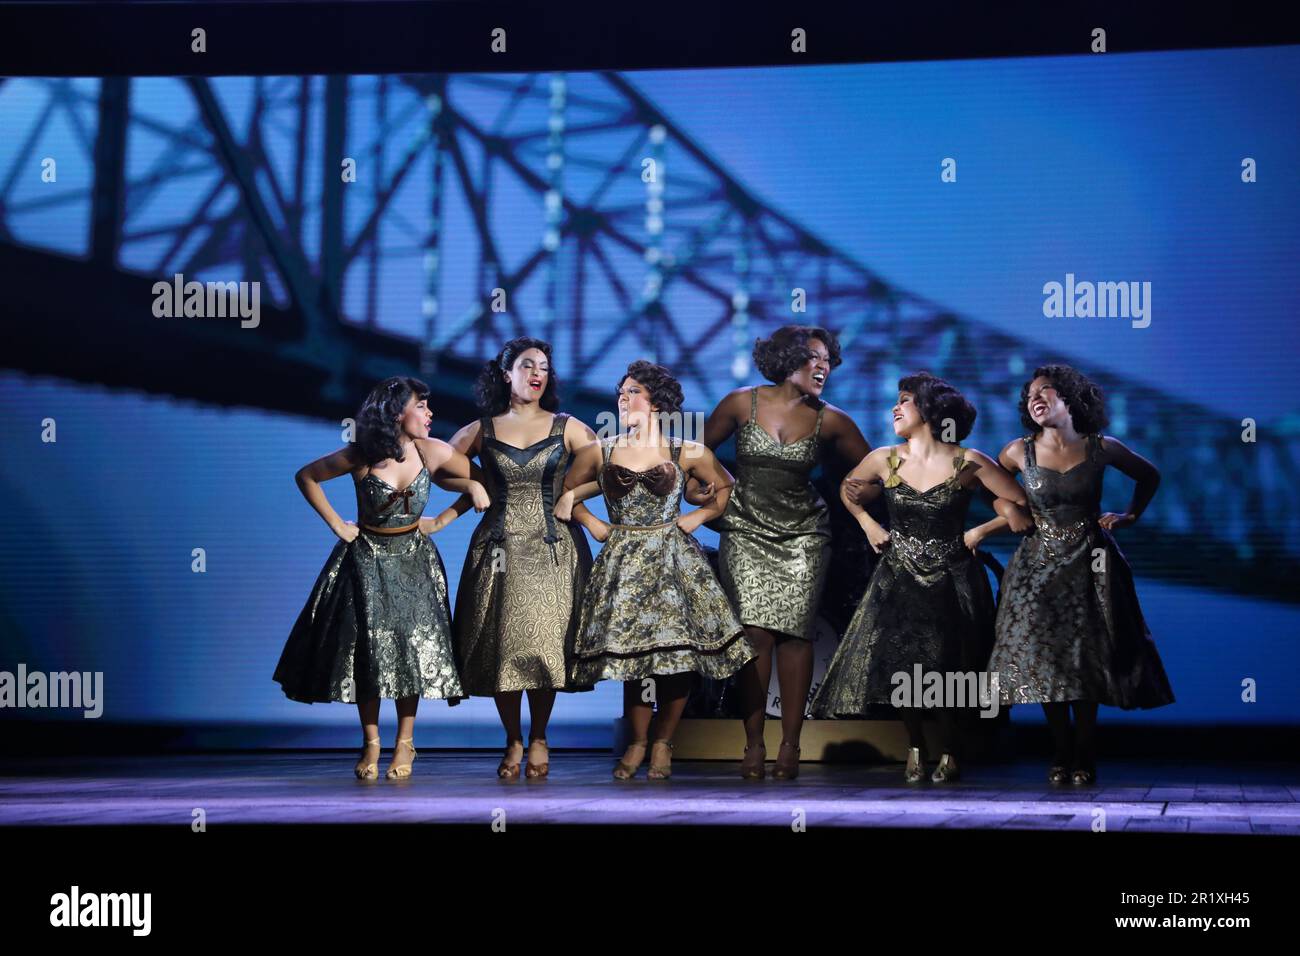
618,359,684,415
356,376,430,466
473,337,560,416
752,325,843,383
898,371,977,442
1019,364,1109,434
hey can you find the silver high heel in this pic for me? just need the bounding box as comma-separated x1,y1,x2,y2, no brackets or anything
931,753,960,783
904,746,926,783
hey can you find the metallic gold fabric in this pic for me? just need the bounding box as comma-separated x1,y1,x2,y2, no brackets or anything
987,434,1175,708
453,413,593,695
810,448,995,715
275,460,463,704
570,437,754,684
714,387,831,641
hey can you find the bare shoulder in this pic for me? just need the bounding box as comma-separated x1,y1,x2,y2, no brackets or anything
563,414,598,442
679,438,714,462
818,400,853,427
416,436,454,466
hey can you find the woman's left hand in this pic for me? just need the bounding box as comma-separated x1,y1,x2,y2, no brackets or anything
420,513,452,535
676,514,700,536
1098,512,1136,531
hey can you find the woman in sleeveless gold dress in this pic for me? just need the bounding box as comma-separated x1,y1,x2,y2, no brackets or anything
444,338,599,779
690,326,871,779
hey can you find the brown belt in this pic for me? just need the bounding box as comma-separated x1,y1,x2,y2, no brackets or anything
361,519,421,535
610,519,678,532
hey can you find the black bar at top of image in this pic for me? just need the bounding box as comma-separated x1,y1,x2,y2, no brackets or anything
0,0,1296,77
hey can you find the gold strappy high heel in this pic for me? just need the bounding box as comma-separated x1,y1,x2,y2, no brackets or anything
525,738,550,779
497,738,523,780
613,740,648,780
740,742,766,780
354,737,381,780
386,737,417,779
647,739,674,780
772,741,800,780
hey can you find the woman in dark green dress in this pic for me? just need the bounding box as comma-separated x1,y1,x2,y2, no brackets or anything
986,365,1174,785
812,372,1028,783
274,377,478,780
690,326,870,779
445,337,597,780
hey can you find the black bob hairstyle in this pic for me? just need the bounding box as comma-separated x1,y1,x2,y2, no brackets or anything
1018,364,1110,434
355,376,431,466
897,371,977,443
474,337,560,416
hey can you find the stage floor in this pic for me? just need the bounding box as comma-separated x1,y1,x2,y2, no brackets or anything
2,753,1298,833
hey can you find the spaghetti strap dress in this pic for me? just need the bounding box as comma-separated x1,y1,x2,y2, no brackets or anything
986,434,1175,709
715,386,832,641
570,437,754,685
274,443,463,704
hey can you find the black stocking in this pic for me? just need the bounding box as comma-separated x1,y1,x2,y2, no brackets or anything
1041,701,1073,767
1072,700,1098,771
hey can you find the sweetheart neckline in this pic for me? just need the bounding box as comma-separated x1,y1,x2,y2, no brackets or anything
363,466,428,495
744,420,817,448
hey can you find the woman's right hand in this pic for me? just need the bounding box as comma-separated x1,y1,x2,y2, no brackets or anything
864,521,891,554
683,478,716,507
334,520,360,544
842,477,872,507
468,481,492,513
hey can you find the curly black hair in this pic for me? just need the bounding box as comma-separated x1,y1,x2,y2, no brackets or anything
473,336,560,415
618,359,684,415
898,371,977,442
355,376,430,466
752,325,843,383
1019,364,1109,434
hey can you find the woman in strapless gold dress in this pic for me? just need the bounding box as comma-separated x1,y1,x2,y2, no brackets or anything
690,326,871,779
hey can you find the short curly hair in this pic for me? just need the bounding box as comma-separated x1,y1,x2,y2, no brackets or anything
617,359,684,414
898,371,976,442
752,325,842,383
1019,364,1109,434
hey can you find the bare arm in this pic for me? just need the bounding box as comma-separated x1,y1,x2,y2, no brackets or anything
684,391,746,505
563,438,603,493
435,421,490,513
678,442,735,534
295,446,364,542
822,405,872,469
556,417,604,520
569,501,610,543
841,447,892,553
1098,436,1160,530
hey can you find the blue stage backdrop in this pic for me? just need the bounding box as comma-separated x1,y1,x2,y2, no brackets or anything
2,47,1299,745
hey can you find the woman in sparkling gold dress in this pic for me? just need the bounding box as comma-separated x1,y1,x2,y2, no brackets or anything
445,337,599,780
689,326,871,779
564,360,754,780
